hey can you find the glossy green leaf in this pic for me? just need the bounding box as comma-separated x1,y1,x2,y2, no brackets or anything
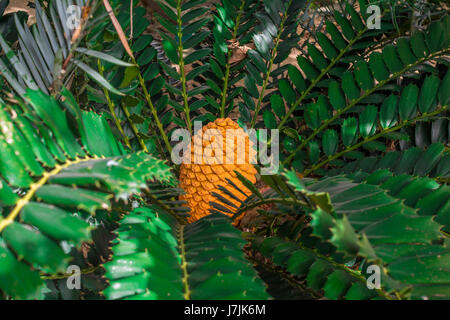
342,117,358,146
399,84,419,121
322,130,338,156
354,60,373,91
419,75,440,113
3,222,68,273
328,81,346,110
380,94,398,129
278,79,296,104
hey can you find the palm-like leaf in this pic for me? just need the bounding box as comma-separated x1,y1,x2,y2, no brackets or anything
0,0,448,301
103,208,269,300
212,168,449,299
0,0,132,99
0,89,174,299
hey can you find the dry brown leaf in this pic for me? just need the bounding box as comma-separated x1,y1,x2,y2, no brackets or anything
387,140,397,152
103,0,134,59
228,41,255,65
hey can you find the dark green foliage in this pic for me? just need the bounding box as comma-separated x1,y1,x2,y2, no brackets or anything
213,170,449,299
0,0,129,98
0,0,448,301
103,208,269,299
0,90,174,299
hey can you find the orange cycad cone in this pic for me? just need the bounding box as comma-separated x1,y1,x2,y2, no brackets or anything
179,118,257,223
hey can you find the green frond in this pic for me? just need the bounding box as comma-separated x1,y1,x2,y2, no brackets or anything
326,143,449,182
252,236,385,300
103,208,269,300
0,0,448,301
250,174,449,299
0,90,174,299
282,15,450,170
0,0,129,98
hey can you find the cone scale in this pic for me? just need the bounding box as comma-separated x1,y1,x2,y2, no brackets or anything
179,118,257,223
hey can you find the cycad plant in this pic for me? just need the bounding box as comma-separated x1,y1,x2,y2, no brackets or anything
0,0,448,300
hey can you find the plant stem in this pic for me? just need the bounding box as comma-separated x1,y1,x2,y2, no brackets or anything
219,0,246,118
98,60,132,149
41,265,101,280
293,242,395,300
250,0,292,128
231,198,309,220
178,225,191,300
260,13,383,153
283,49,448,165
103,0,171,158
303,106,449,176
253,255,323,299
120,101,149,152
176,0,192,134
0,156,99,233
277,27,368,130
132,57,173,158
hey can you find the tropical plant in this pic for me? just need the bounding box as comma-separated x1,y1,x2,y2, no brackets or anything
0,0,131,99
0,0,448,300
